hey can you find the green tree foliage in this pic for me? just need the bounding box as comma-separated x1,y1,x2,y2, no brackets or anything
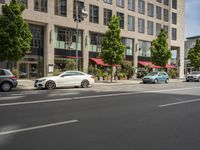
150,28,172,68
65,59,76,70
188,39,200,70
0,0,32,62
100,16,125,82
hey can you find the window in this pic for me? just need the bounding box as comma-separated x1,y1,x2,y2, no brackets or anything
147,3,154,17
122,38,133,55
104,0,112,4
0,0,5,4
163,25,168,34
138,40,151,57
0,70,5,76
172,28,177,40
117,12,124,29
116,0,124,8
55,0,67,16
34,0,48,12
104,8,112,25
73,0,84,21
172,12,177,24
156,6,162,20
164,0,169,5
156,23,161,35
30,25,44,49
138,18,145,33
163,9,169,22
157,0,162,3
89,32,104,52
172,0,177,9
128,15,135,31
89,5,99,24
18,0,28,8
138,0,145,14
147,21,154,35
128,0,135,11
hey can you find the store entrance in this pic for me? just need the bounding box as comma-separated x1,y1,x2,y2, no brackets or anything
18,62,38,79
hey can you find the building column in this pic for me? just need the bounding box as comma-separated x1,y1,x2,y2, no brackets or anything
44,23,54,76
133,39,139,79
82,29,89,73
178,46,185,79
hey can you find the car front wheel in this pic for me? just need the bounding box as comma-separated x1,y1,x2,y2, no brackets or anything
45,81,56,90
81,80,89,88
165,78,169,83
1,82,12,92
154,79,158,84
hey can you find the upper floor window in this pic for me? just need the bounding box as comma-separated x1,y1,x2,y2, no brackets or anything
172,28,177,40
116,0,124,8
163,9,169,22
55,0,67,16
172,0,177,9
138,0,145,14
156,23,161,36
89,32,104,52
164,0,169,5
18,0,28,8
104,8,112,25
0,0,5,4
138,18,145,33
163,25,168,34
157,0,162,3
73,0,84,21
147,3,154,17
147,21,154,35
104,0,112,4
117,12,124,29
34,0,48,12
128,0,135,11
89,5,99,24
122,38,133,56
156,6,162,20
172,12,177,24
128,15,135,31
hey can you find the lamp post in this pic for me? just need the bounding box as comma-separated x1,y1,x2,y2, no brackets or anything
75,0,88,70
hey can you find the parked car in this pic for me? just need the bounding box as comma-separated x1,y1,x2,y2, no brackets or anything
0,69,18,92
34,71,95,90
186,71,200,82
142,71,169,84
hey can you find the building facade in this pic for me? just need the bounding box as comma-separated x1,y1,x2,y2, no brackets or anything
0,0,185,78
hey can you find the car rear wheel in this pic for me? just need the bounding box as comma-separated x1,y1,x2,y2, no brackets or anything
198,77,200,82
154,79,158,84
45,81,56,90
1,82,12,92
81,80,89,88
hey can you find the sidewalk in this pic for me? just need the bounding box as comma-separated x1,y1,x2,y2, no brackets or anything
16,79,184,91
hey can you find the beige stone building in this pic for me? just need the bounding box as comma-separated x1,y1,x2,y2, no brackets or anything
0,0,185,78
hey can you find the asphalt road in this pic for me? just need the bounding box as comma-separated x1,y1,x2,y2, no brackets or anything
0,82,200,150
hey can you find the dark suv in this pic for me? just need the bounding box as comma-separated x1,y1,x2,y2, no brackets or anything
0,69,18,92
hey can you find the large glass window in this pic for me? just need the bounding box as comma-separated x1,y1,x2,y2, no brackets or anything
122,38,133,55
18,0,28,8
104,0,112,4
156,6,162,20
138,0,145,14
156,23,161,36
34,0,48,12
147,3,154,17
147,21,154,35
55,0,67,16
172,0,177,9
89,32,104,52
30,25,44,49
138,18,145,33
89,5,99,24
0,0,5,4
54,26,83,50
73,0,84,21
117,12,124,29
172,28,177,40
164,0,169,5
128,0,135,11
138,40,151,57
157,0,162,3
116,0,124,8
172,12,177,24
163,9,169,22
104,8,112,26
128,15,135,31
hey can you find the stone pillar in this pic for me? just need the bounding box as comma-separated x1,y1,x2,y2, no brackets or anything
82,29,89,73
44,23,54,76
133,39,139,79
178,46,185,79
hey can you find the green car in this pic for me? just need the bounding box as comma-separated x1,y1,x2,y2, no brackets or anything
142,71,169,84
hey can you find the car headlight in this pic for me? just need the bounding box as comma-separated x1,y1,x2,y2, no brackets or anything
38,79,46,82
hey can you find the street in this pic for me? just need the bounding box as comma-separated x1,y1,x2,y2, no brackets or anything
0,82,200,150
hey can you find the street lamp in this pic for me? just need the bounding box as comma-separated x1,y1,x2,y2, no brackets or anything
75,0,88,70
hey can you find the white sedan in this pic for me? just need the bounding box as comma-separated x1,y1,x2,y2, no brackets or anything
34,71,95,90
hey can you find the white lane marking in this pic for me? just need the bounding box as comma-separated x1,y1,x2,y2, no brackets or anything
11,94,24,96
159,98,200,107
48,92,79,97
0,96,24,101
0,120,78,136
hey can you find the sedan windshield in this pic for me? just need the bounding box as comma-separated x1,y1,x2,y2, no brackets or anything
192,71,200,74
147,72,158,76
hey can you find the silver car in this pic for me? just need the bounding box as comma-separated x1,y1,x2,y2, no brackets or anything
186,71,200,82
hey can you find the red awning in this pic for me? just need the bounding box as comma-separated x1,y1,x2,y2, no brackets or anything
138,61,160,68
89,58,109,66
165,64,176,68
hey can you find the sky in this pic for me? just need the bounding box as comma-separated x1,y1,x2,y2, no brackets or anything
185,0,200,38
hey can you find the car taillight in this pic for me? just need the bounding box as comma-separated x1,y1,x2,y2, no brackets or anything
11,76,16,79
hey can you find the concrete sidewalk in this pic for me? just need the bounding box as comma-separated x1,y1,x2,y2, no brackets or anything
16,79,184,91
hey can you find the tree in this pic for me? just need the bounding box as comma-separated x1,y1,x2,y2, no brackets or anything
65,59,76,70
100,16,125,82
188,39,200,70
150,28,172,68
0,0,32,62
